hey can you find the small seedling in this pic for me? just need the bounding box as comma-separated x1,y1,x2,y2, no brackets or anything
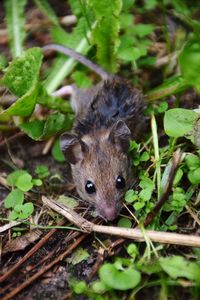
4,169,42,220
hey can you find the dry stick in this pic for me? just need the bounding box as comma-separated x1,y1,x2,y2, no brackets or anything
144,149,182,227
0,231,81,296
1,234,86,300
0,219,65,283
42,196,200,248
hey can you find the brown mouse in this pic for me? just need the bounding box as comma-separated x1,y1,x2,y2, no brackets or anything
43,44,145,221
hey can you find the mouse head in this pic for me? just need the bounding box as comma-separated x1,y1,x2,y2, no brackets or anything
61,120,132,221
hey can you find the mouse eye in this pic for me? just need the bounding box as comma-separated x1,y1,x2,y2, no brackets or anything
85,180,96,194
116,175,126,189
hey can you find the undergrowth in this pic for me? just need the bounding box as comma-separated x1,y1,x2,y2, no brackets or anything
0,0,200,299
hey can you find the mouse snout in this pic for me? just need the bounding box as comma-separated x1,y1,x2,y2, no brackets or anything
99,202,122,221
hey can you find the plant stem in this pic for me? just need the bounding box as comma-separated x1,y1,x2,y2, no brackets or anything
45,33,91,93
151,113,161,199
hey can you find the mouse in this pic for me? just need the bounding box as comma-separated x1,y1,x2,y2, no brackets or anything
43,44,146,221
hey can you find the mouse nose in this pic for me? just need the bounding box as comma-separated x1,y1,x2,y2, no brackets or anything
101,206,118,221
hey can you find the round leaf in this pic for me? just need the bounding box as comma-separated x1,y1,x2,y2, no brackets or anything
164,108,198,138
16,173,33,191
4,189,24,208
99,264,141,290
117,217,132,228
7,170,28,186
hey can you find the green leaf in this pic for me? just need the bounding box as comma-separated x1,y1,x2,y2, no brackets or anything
9,210,19,220
89,0,122,72
22,202,34,215
117,217,132,228
37,84,73,113
164,108,198,139
20,113,73,140
147,76,188,102
99,264,141,290
118,46,147,61
179,38,200,92
133,202,145,210
20,120,45,140
7,170,28,186
92,281,107,294
74,281,87,294
72,71,92,88
0,48,43,120
2,48,42,97
188,168,200,185
16,173,33,192
132,24,154,37
32,179,43,186
125,189,138,203
185,154,200,170
67,248,90,265
92,16,120,72
127,243,138,259
45,17,91,93
57,195,78,208
34,0,59,25
140,151,150,162
52,138,66,162
4,0,27,58
89,0,122,17
4,189,24,209
35,165,50,179
159,256,200,284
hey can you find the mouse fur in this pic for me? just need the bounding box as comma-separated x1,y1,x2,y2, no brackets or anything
43,44,145,220
60,78,145,221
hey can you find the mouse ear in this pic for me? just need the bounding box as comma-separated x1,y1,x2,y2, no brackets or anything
60,133,88,164
108,120,131,153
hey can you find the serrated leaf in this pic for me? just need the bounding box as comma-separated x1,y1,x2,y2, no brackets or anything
2,48,42,97
34,0,59,25
4,189,24,209
4,0,27,58
89,0,122,17
92,16,120,72
0,48,43,120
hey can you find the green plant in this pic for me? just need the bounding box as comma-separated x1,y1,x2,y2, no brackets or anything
4,170,42,220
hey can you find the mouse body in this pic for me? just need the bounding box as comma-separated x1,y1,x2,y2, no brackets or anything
43,45,145,220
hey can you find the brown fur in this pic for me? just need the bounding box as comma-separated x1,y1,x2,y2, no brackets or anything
61,78,145,221
71,131,131,220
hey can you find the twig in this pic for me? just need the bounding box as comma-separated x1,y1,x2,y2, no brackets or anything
42,196,200,248
1,234,86,300
144,149,182,226
0,219,65,283
42,136,55,155
0,221,22,233
186,205,200,226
